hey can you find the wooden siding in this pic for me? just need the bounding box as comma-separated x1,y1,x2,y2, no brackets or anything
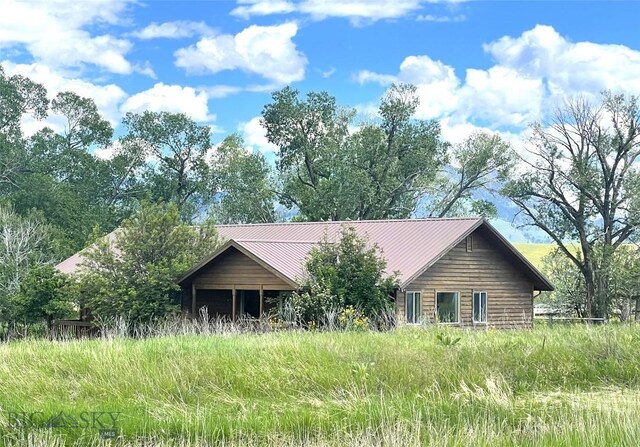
192,247,295,290
398,230,534,328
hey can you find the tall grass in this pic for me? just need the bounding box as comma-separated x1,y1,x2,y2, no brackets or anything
1,324,640,446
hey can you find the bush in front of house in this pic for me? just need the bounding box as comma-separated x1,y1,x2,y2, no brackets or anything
289,226,398,328
76,202,220,324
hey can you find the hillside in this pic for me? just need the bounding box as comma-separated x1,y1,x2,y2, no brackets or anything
513,243,558,269
1,326,639,446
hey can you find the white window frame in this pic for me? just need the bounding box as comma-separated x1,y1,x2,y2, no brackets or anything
473,291,488,324
405,291,421,324
435,291,460,324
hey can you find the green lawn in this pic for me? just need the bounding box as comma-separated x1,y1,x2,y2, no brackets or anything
1,325,640,446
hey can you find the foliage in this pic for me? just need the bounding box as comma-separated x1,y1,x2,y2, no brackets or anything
210,134,278,223
290,282,342,325
504,92,640,318
77,202,220,323
427,131,515,218
0,205,57,322
543,245,640,321
608,245,640,321
540,249,587,317
121,111,213,221
292,226,398,324
13,264,76,324
338,305,369,331
263,84,509,221
436,332,462,347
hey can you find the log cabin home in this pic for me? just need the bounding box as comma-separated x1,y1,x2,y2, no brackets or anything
57,218,553,328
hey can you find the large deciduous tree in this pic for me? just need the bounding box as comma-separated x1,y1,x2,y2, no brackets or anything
122,111,213,221
11,91,117,254
210,134,278,224
427,132,515,218
0,66,48,191
262,84,511,221
262,86,353,220
504,92,640,319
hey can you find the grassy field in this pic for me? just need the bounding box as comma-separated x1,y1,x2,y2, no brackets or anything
1,325,640,446
512,243,557,269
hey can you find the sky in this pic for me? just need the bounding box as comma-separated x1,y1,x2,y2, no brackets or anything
3,0,640,157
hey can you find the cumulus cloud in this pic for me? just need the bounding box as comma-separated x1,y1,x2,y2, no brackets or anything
484,24,640,98
356,25,640,130
120,83,216,123
231,0,459,24
0,0,136,74
132,21,215,40
174,23,307,85
239,117,278,153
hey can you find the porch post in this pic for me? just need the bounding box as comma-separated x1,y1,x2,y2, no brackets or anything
259,284,264,317
191,283,197,318
232,285,237,321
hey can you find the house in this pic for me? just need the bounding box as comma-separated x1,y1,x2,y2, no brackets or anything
57,217,553,328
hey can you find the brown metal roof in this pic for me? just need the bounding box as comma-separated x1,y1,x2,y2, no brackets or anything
58,218,554,291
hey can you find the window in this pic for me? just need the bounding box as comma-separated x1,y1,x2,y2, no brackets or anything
473,291,487,323
436,292,459,323
405,291,421,324
466,235,473,252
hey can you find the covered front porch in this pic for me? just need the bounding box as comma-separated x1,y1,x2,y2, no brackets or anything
187,286,293,320
178,240,300,320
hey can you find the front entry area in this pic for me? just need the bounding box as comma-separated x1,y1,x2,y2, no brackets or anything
186,287,288,320
179,244,298,320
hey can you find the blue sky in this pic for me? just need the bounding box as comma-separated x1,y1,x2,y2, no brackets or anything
3,0,640,157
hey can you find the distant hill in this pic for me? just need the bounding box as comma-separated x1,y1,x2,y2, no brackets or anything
512,243,558,270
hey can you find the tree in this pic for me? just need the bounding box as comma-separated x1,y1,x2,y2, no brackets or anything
263,84,509,221
608,246,640,321
504,92,640,318
51,91,112,151
210,134,278,224
0,65,48,190
0,205,57,323
427,132,515,218
262,86,353,220
10,92,118,254
541,249,587,318
122,111,213,221
77,202,220,323
0,65,48,139
13,264,76,326
343,85,446,219
292,226,398,323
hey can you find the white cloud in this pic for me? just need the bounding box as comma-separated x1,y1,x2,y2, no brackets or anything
0,0,135,74
201,85,244,98
174,23,307,85
321,67,336,78
120,83,216,123
484,24,640,98
231,0,297,18
231,0,459,24
416,14,466,23
2,61,128,129
132,21,215,40
239,117,278,153
356,25,640,131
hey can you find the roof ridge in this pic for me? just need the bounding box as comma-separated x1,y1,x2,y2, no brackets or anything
234,239,322,244
216,217,483,228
